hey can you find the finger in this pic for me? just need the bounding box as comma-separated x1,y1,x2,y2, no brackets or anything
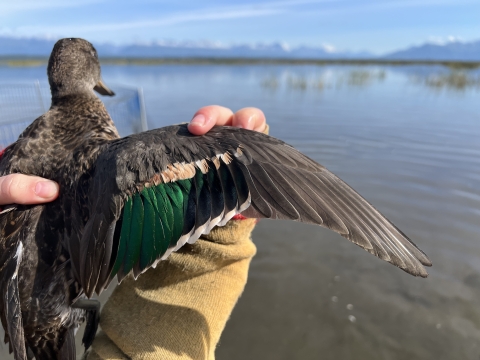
232,107,267,132
188,105,234,135
0,174,59,205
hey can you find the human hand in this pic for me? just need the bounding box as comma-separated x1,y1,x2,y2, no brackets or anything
0,174,59,206
188,105,267,136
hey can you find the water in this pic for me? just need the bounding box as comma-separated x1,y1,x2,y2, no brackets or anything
1,63,479,359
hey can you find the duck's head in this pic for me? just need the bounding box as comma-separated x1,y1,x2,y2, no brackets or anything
47,38,114,98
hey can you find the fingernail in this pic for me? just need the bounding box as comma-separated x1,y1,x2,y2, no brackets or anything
35,181,59,198
237,114,256,130
190,114,206,126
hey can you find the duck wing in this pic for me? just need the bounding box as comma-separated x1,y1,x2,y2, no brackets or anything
72,124,432,297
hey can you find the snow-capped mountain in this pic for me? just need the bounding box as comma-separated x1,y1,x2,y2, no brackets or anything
383,39,480,61
1,36,479,61
0,36,372,59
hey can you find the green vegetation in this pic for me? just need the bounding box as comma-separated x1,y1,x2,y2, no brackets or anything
1,56,480,69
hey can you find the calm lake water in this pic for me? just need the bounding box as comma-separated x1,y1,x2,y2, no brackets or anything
1,63,480,359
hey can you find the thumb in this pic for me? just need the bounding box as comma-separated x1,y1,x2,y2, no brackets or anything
0,174,59,205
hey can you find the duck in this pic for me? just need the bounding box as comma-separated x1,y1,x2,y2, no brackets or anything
0,38,432,360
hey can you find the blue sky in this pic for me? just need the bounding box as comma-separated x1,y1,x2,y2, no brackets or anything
1,0,479,54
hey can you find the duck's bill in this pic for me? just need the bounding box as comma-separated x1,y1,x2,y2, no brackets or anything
94,79,115,96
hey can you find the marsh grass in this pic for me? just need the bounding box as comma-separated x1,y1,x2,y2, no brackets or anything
346,69,386,86
261,74,324,91
261,69,386,91
2,59,46,67
260,76,279,89
1,57,479,68
287,75,308,90
412,71,480,91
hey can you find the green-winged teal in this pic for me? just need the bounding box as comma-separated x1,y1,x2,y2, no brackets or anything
0,38,431,360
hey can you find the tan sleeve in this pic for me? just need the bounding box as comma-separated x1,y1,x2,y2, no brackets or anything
85,219,258,360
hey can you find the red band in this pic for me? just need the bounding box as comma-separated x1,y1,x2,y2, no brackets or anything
230,214,260,225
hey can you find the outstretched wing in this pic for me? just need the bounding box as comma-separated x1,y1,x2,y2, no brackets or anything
71,124,432,297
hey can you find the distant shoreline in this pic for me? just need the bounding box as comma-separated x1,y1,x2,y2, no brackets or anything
1,57,479,69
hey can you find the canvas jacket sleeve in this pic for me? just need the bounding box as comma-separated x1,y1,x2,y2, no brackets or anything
85,217,258,360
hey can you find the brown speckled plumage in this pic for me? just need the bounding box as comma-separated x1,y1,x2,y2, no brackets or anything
0,38,117,360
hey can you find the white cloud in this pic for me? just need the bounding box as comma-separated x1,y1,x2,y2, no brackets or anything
14,9,280,34
7,0,333,35
370,0,476,9
280,42,291,51
447,35,463,43
322,43,336,53
0,0,104,16
301,0,478,17
427,35,464,45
